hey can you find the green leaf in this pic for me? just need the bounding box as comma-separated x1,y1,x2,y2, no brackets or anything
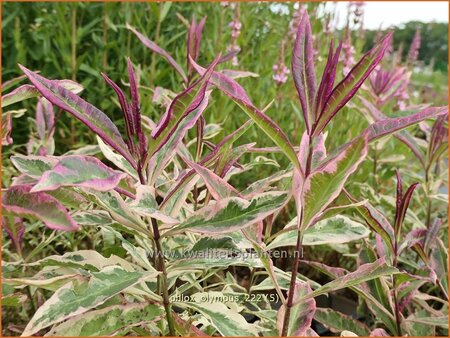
28,250,135,272
22,266,157,336
11,155,58,178
1,293,28,307
314,308,370,336
45,303,163,336
87,190,150,236
267,215,370,249
165,192,288,235
295,258,399,303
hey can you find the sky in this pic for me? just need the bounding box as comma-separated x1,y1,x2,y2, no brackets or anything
329,1,449,29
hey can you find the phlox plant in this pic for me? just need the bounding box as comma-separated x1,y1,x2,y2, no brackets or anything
1,8,448,337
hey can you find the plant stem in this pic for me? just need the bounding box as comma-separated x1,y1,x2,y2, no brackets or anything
282,135,312,336
392,245,402,336
281,229,303,336
137,168,174,336
150,217,176,336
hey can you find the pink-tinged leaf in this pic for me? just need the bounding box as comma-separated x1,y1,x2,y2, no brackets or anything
218,49,239,64
425,218,442,253
147,91,212,185
292,10,317,133
127,59,147,158
344,190,395,253
2,112,13,145
359,97,426,166
150,55,220,150
303,260,348,279
127,23,187,83
36,98,55,141
181,156,241,200
297,258,399,302
187,17,206,78
19,65,136,169
370,328,390,336
2,74,28,92
2,185,78,231
365,106,448,142
277,282,316,336
160,120,253,211
429,239,449,299
428,114,448,166
1,79,83,108
2,216,25,254
291,132,309,231
315,41,342,116
395,180,419,241
313,33,392,136
31,156,127,193
2,84,37,108
301,135,368,230
172,312,209,337
101,72,135,152
190,57,302,175
127,58,141,136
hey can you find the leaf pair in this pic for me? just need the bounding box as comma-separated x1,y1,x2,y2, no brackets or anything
5,155,131,232
292,10,392,136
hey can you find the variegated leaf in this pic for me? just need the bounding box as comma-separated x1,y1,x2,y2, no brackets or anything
301,136,368,230
22,266,158,336
31,156,127,192
19,66,135,168
45,303,163,336
179,292,259,336
268,215,370,249
165,192,288,235
2,185,78,231
277,282,316,336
